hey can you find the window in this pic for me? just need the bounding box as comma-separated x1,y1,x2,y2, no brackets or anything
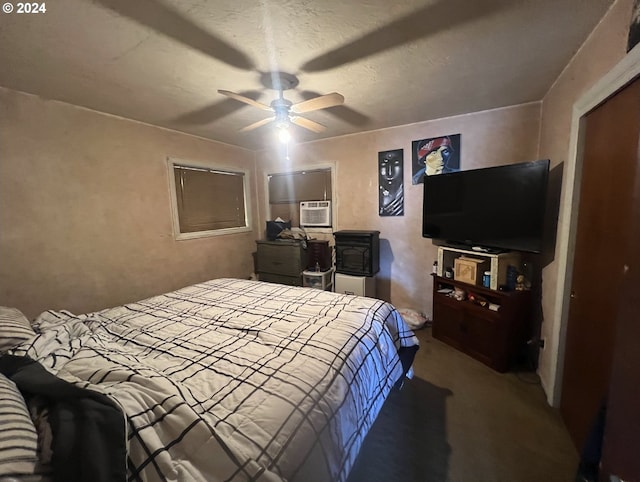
267,167,334,228
268,169,331,203
168,159,251,239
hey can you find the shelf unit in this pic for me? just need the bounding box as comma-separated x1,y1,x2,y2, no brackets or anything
436,246,520,290
431,274,531,372
302,268,334,291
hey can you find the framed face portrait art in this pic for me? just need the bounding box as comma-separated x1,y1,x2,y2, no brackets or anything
411,134,461,184
378,149,404,216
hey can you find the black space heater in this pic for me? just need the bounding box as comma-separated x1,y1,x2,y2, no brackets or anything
333,230,380,276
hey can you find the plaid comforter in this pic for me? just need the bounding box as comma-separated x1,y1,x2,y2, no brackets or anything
12,278,419,482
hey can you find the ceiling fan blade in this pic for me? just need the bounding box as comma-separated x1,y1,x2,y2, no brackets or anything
299,90,371,126
171,90,263,125
239,116,275,132
290,93,345,114
218,90,272,111
290,116,326,133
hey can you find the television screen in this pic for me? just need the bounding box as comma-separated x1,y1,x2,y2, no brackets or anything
422,159,550,253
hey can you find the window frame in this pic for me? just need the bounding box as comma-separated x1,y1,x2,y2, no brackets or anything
263,162,337,234
167,157,252,240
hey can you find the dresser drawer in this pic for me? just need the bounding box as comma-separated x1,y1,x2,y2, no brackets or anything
256,241,305,279
258,272,301,286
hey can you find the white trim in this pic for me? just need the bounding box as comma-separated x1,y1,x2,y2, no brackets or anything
549,43,640,406
263,161,338,230
167,157,253,240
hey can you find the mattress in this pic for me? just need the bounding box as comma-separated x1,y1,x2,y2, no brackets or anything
8,278,419,481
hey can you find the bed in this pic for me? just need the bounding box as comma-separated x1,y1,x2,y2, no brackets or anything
0,278,419,482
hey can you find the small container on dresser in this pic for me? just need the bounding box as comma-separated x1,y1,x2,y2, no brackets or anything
482,271,491,288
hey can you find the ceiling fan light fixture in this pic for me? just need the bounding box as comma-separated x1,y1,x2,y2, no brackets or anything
276,122,291,144
218,74,344,137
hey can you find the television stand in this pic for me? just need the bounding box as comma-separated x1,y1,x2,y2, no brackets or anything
431,274,532,372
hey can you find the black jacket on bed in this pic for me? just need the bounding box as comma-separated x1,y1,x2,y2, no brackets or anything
0,354,127,482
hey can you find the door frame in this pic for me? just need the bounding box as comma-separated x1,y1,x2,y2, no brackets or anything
550,43,640,407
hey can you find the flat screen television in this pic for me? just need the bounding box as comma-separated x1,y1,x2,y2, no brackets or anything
422,159,550,253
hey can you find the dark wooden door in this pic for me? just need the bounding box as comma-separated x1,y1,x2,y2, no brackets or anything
560,77,640,451
599,163,640,481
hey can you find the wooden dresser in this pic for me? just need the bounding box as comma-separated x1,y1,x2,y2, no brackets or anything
255,240,306,286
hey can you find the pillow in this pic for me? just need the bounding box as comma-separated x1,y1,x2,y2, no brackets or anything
0,307,35,353
0,374,40,477
397,308,429,330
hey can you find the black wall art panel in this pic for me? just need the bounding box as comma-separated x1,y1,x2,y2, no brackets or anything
378,149,404,216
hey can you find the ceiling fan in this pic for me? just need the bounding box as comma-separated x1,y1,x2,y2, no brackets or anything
218,72,344,134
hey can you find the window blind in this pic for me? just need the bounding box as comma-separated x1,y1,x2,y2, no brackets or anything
174,166,246,233
268,169,332,204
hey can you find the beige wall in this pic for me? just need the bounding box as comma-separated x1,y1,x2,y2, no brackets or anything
0,87,259,319
537,0,633,402
256,103,542,315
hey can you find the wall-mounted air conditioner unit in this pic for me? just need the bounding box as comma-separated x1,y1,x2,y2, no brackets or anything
300,201,331,227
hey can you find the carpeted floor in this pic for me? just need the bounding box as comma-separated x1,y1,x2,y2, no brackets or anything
347,327,578,482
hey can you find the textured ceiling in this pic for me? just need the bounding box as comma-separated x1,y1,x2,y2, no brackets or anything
0,0,614,150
